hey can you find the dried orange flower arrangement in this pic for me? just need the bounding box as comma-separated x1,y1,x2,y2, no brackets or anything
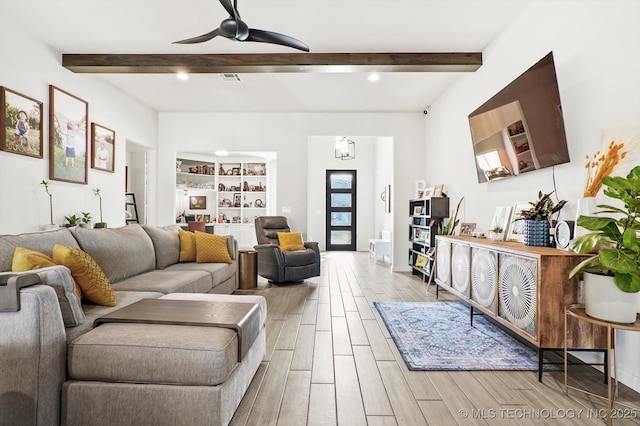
583,130,639,197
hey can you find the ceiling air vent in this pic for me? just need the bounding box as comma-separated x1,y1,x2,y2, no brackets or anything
219,73,241,82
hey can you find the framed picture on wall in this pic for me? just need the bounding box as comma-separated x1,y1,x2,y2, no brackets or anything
0,87,43,159
189,196,206,210
91,123,115,173
49,85,88,184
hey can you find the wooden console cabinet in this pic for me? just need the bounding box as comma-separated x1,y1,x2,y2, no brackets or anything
434,235,607,378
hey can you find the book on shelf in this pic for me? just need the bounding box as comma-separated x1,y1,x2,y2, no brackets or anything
415,254,428,269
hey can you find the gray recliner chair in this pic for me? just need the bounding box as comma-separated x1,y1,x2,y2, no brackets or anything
253,216,321,283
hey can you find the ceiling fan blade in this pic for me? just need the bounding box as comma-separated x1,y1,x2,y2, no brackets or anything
219,0,238,18
173,28,221,44
246,29,309,52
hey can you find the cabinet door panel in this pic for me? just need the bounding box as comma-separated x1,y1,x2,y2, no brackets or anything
450,243,470,297
471,248,498,313
498,254,537,337
435,239,451,286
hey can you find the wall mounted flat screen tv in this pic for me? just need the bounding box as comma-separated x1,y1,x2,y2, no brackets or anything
468,52,570,183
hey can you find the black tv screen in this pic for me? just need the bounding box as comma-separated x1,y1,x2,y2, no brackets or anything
468,52,570,183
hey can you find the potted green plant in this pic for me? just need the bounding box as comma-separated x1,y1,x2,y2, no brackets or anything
94,188,107,228
437,197,464,236
568,166,640,323
515,191,566,246
79,211,92,228
40,180,57,230
64,214,80,227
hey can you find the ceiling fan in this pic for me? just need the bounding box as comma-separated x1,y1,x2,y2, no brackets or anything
173,0,309,52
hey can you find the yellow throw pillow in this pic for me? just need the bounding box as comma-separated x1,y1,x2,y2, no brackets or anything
195,232,232,264
11,247,57,271
52,245,116,307
277,232,306,251
178,228,197,262
12,246,82,298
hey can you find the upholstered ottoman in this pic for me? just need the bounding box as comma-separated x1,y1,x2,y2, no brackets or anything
62,294,266,426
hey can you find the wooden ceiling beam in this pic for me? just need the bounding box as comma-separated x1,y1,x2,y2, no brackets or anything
62,52,482,74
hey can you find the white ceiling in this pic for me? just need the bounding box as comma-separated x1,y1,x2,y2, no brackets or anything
2,0,531,113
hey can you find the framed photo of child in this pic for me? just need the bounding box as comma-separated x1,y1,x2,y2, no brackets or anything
0,87,43,159
91,123,115,173
49,85,88,184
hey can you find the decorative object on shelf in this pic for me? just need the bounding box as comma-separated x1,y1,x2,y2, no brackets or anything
574,196,596,238
40,180,55,229
49,85,88,185
91,123,115,173
422,187,434,198
334,136,355,160
459,223,476,236
94,188,107,228
1,86,43,159
176,160,182,172
489,206,512,241
512,191,566,246
569,166,640,323
432,184,444,197
415,254,428,269
254,199,264,208
583,130,638,197
415,180,426,199
554,220,574,249
438,197,463,236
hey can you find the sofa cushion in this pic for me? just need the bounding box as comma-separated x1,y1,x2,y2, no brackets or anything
0,228,79,272
178,228,197,262
71,225,156,283
142,225,180,269
53,245,116,307
68,323,238,386
195,232,232,264
110,269,213,294
164,262,236,290
35,266,85,327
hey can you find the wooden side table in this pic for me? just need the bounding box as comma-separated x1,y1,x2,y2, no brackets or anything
564,304,640,425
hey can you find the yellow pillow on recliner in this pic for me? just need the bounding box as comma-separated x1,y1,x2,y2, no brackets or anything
277,232,305,251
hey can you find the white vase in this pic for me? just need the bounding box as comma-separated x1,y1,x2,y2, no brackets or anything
574,196,596,238
584,272,638,323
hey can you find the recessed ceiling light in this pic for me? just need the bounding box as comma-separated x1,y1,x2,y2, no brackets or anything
176,72,189,81
214,150,229,156
368,74,380,82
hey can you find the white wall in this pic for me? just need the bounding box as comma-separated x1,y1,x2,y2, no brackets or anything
307,136,377,251
0,16,158,234
158,112,425,270
424,0,640,392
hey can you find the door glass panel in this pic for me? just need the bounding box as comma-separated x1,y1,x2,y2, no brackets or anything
330,174,353,189
330,230,352,245
331,193,352,208
330,212,351,226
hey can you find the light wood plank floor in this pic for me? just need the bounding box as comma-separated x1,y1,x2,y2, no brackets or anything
230,252,640,425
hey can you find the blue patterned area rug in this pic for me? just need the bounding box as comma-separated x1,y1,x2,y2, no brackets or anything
374,301,544,371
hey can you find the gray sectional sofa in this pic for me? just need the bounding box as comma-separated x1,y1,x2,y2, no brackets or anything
0,224,266,426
